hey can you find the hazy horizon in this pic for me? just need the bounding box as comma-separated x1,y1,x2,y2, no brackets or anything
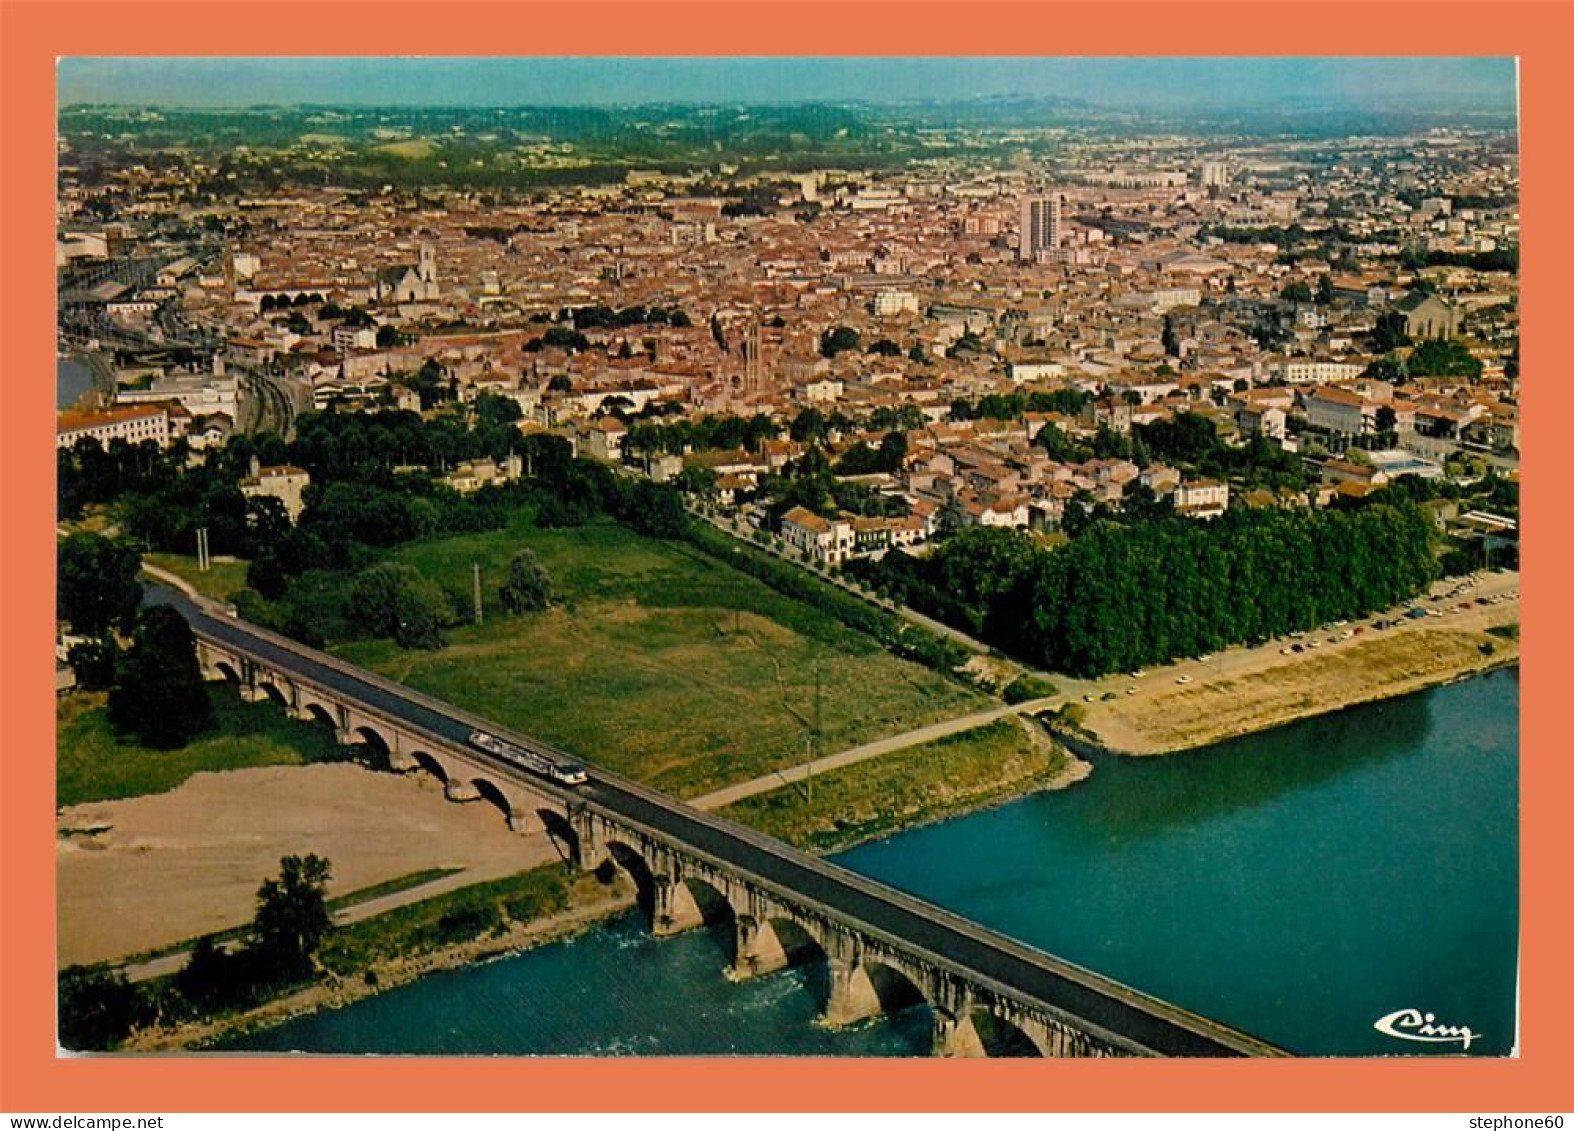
58,57,1517,113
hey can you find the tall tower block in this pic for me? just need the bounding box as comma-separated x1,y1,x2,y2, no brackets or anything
1019,193,1062,263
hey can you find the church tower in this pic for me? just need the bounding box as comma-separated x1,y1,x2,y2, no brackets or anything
418,242,438,299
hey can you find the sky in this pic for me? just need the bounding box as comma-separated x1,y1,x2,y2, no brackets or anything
56,57,1517,111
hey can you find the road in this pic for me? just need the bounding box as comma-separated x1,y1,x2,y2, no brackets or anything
688,696,1058,811
120,857,539,984
689,508,991,655
148,584,1283,1057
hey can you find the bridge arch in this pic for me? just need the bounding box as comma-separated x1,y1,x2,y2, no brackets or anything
255,679,291,708
536,808,579,863
471,776,520,827
300,701,338,730
967,1008,1046,1058
764,916,826,966
350,724,394,771
606,841,658,921
407,749,450,784
679,876,736,927
734,913,830,984
862,958,931,1014
213,660,242,684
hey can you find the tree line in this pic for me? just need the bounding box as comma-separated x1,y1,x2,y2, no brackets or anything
848,504,1436,677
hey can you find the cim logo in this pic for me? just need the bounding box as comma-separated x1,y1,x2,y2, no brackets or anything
1374,1008,1481,1051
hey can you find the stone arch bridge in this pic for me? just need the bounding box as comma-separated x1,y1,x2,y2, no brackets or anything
172,587,1283,1060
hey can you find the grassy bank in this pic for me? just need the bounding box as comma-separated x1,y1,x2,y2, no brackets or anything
106,865,635,1053
718,718,1081,852
336,517,986,799
318,866,580,975
143,552,251,601
57,689,352,807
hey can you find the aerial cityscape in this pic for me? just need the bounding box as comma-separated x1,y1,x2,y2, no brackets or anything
53,57,1519,1059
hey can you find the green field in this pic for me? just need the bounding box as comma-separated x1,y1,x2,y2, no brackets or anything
144,553,251,602
57,689,351,807
334,516,988,798
718,719,1071,851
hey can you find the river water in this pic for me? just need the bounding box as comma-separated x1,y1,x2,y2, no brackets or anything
222,667,1519,1058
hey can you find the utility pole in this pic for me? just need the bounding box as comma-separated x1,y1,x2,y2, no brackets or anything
809,657,822,805
473,562,483,626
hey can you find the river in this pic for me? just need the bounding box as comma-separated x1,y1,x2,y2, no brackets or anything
221,667,1519,1058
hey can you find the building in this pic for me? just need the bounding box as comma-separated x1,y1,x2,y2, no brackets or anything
780,506,854,566
1198,160,1230,189
56,404,171,450
445,454,523,494
1019,193,1062,262
1303,386,1378,436
374,243,439,304
873,289,920,317
1173,479,1229,519
239,460,312,523
1394,292,1460,339
580,416,628,463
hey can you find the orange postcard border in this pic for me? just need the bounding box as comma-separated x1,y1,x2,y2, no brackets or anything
2,2,1566,1113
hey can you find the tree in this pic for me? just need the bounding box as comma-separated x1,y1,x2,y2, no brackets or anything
1407,339,1483,380
58,533,143,636
67,635,119,691
877,430,909,474
499,549,552,614
1280,281,1313,304
1362,353,1407,383
1316,273,1336,305
58,966,147,1051
1371,312,1412,353
349,562,454,650
251,854,332,981
107,605,214,749
621,480,689,539
819,326,861,357
789,407,829,444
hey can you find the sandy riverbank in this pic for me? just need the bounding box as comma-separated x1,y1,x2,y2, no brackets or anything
57,763,567,967
1073,573,1519,757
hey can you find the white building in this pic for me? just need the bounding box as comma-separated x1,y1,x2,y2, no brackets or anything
780,506,854,565
57,405,172,450
240,461,312,523
873,289,920,317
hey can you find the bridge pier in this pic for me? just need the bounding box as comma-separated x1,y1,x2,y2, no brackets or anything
822,952,881,1028
652,875,706,937
444,778,481,802
933,1008,987,1058
506,809,530,834
569,808,609,872
732,915,789,979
